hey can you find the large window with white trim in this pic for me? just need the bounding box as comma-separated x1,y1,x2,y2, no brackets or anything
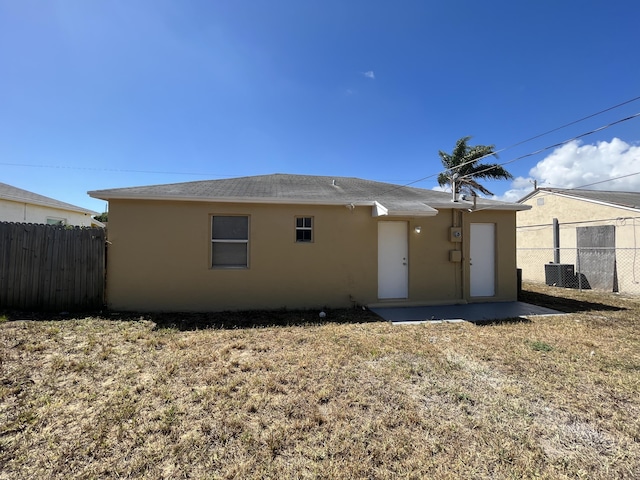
211,216,249,268
46,217,66,226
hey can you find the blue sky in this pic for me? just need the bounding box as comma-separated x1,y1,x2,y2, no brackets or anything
1,0,639,214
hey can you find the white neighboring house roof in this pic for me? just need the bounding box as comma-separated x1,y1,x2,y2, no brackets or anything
88,174,528,216
0,181,99,219
518,188,640,214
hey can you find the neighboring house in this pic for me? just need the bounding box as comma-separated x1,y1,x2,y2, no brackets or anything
517,188,640,294
0,182,102,227
88,174,529,312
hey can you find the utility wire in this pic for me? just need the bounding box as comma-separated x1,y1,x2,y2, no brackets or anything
390,110,640,194
491,94,640,156
523,171,640,198
458,112,640,182
465,170,640,213
0,161,239,178
398,111,640,213
2,95,639,183
384,95,640,193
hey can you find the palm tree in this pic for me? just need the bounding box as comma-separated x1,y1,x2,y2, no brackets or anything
437,136,513,198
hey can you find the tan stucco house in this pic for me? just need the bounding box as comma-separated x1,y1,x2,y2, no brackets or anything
0,182,102,227
517,188,640,295
88,174,529,312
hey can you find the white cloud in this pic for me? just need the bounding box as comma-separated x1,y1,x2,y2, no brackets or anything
497,176,538,203
495,138,640,202
362,70,375,79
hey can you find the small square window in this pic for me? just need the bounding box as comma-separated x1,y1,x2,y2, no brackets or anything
295,217,313,242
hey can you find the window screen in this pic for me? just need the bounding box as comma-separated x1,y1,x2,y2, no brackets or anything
212,216,249,267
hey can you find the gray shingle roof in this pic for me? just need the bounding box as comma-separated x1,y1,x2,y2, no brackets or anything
88,174,527,215
519,188,640,211
0,182,97,215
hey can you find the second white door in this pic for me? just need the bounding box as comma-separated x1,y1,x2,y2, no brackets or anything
470,223,495,297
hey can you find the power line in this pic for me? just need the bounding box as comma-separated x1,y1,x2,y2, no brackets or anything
385,94,640,193
492,94,640,156
459,112,640,182
2,95,640,185
388,109,640,195
467,170,640,214
552,171,640,191
519,171,640,203
0,161,239,178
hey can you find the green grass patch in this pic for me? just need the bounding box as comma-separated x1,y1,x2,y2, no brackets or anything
526,339,554,352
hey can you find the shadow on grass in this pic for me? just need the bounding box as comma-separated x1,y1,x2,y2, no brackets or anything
3,286,625,330
1,307,385,330
34,308,385,330
471,317,532,327
518,289,625,314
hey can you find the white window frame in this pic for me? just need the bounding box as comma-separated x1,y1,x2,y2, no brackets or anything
211,215,249,269
295,216,313,243
46,217,66,226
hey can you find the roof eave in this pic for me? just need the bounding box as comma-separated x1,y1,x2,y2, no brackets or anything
88,192,372,205
519,189,640,213
428,201,530,212
1,194,97,215
88,192,526,212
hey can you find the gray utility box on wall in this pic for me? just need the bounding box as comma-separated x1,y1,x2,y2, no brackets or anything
544,263,576,287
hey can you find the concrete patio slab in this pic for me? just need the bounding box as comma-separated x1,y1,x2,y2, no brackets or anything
370,302,564,325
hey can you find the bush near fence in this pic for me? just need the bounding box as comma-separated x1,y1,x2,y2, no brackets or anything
0,222,106,311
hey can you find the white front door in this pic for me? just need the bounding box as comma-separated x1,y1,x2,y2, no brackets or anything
378,221,408,299
470,223,495,297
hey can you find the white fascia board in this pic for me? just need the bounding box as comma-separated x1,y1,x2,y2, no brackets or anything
386,209,439,217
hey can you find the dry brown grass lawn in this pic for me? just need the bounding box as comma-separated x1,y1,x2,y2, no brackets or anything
1,283,639,479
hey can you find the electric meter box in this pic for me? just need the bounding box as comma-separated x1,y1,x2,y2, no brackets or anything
450,227,462,243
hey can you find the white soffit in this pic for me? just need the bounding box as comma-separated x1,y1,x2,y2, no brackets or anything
372,201,388,217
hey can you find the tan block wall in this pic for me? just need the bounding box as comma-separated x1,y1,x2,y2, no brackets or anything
105,200,519,311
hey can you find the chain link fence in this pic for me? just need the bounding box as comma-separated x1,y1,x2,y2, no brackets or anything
517,247,640,296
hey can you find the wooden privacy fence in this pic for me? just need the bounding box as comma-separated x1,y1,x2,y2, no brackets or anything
0,222,106,311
